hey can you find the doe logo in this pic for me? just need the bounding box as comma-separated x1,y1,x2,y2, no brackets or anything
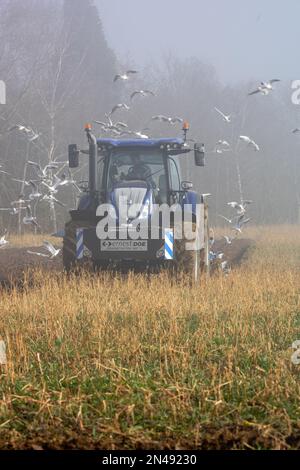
0,81,6,105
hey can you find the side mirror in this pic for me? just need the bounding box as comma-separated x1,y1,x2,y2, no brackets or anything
194,143,205,167
68,144,79,168
181,181,193,191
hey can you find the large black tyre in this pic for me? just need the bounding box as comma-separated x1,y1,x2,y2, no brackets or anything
63,220,78,273
173,222,202,283
93,260,110,272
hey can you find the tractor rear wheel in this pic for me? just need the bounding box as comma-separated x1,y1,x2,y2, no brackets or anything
63,220,78,273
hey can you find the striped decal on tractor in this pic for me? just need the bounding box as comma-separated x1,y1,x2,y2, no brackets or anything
164,228,174,260
76,229,84,260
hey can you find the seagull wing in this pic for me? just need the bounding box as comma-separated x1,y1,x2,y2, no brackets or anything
115,122,128,129
26,205,32,217
214,107,226,119
171,117,183,124
28,160,43,175
94,121,108,128
144,90,155,96
269,79,280,84
227,202,239,208
52,196,66,207
29,180,38,191
27,250,49,258
44,163,59,172
218,215,232,224
12,178,26,185
248,89,260,96
240,217,251,226
239,135,251,143
111,104,121,114
41,181,53,191
126,70,138,75
113,74,121,82
43,241,56,255
130,91,141,100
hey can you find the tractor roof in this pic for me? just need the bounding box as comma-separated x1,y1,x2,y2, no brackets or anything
96,138,187,149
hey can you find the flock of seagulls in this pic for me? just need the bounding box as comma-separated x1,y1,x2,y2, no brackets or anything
94,69,184,139
208,80,283,272
208,199,253,274
0,123,80,258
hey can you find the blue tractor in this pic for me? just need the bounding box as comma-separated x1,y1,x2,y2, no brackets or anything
63,124,208,281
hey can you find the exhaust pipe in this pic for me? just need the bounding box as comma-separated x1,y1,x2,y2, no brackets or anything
85,125,97,195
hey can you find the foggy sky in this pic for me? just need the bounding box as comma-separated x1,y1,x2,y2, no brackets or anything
97,0,300,84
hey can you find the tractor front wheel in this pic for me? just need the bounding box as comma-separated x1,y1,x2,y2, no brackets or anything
173,222,202,283
63,221,78,273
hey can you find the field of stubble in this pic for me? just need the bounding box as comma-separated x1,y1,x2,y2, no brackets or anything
0,225,300,449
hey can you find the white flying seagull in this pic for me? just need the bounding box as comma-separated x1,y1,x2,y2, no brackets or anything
218,215,236,224
151,115,183,125
232,215,251,234
211,140,231,155
43,241,61,259
9,124,40,142
113,70,138,82
58,174,81,192
227,200,253,215
130,90,155,100
0,165,9,175
218,214,251,233
110,104,130,115
28,181,42,201
248,79,280,96
42,194,65,208
223,235,235,245
0,231,9,249
214,107,231,123
28,161,59,179
124,128,150,139
94,120,129,135
11,197,30,206
9,206,26,216
42,175,66,194
239,135,260,151
27,241,61,259
217,140,230,147
23,206,40,229
134,131,149,139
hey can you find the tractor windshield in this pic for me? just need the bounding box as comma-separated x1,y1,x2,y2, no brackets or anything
107,149,168,203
